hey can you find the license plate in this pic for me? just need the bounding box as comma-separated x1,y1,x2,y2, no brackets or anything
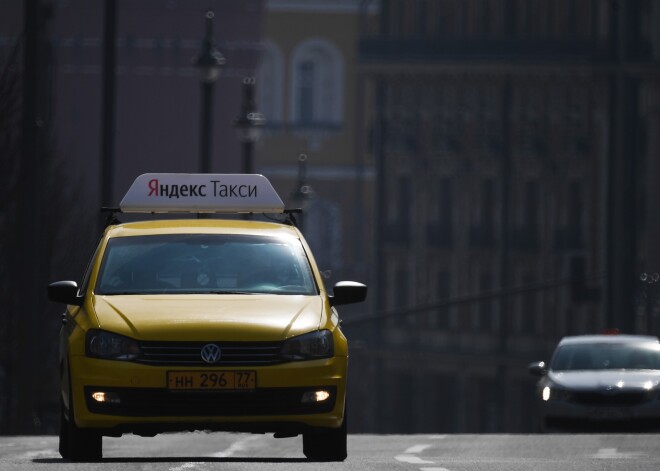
167,370,256,390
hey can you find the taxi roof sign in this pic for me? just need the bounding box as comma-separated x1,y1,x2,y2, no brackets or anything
119,173,285,214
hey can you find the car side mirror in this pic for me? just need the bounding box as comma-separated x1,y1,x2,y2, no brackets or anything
528,361,547,377
48,281,83,306
330,281,367,306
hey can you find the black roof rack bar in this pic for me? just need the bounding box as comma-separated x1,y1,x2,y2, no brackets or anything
101,207,301,215
99,207,303,228
282,208,302,227
101,207,122,228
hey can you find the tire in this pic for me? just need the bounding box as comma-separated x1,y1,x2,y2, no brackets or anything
60,395,102,461
303,413,347,461
58,401,69,459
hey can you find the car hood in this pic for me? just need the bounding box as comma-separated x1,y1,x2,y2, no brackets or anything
91,294,324,342
549,370,660,391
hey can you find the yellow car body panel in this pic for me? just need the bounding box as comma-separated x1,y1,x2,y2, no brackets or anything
70,353,347,429
92,295,326,341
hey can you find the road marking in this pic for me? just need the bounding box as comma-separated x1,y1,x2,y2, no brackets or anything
404,444,433,454
395,454,435,464
395,442,434,464
211,435,261,458
169,435,262,471
18,449,60,460
169,462,202,471
593,448,645,459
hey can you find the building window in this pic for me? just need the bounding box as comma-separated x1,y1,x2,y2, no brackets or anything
430,373,458,431
524,181,539,234
555,179,585,250
431,270,451,329
385,175,412,245
470,178,496,248
395,266,410,327
302,197,342,273
386,82,420,154
566,86,591,156
518,85,546,157
297,61,315,123
477,85,503,156
478,272,494,331
567,180,584,242
290,38,343,128
511,272,541,335
430,84,462,156
513,180,540,250
477,377,499,432
257,40,284,125
517,274,538,334
436,0,464,36
427,177,453,247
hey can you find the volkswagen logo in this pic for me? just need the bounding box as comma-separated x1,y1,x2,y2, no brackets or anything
200,344,221,364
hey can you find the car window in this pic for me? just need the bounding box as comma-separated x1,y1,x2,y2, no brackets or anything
95,234,318,295
551,342,660,371
79,237,104,296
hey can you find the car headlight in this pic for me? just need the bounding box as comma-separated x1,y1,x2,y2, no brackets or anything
280,330,334,361
86,330,141,361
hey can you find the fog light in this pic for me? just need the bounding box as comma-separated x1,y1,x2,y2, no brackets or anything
91,391,120,404
542,387,551,402
301,390,331,403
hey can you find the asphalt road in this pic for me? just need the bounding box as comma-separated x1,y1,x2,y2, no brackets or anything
1,433,660,470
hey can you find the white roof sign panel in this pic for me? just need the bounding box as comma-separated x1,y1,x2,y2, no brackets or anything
119,173,285,213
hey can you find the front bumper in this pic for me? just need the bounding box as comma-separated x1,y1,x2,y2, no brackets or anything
69,354,347,433
538,393,660,430
84,385,337,416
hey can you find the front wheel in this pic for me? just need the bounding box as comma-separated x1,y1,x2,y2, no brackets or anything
59,399,102,461
302,414,347,461
58,402,69,459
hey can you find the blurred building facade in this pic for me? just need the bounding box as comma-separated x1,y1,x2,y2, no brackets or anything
253,1,378,434
3,0,660,436
50,0,265,202
0,0,266,434
353,0,660,432
254,0,375,287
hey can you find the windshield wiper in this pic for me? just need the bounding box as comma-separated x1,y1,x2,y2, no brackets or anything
100,291,161,295
172,290,257,295
206,290,256,295
101,290,259,295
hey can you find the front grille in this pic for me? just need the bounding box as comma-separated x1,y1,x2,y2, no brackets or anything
85,386,336,417
571,391,648,406
137,341,284,366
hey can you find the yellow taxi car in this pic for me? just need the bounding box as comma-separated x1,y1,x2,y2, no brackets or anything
48,174,367,461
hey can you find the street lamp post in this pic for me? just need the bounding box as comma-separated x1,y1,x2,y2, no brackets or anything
291,153,311,232
232,77,266,175
192,11,225,174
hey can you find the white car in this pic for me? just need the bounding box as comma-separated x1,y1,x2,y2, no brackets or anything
529,334,660,432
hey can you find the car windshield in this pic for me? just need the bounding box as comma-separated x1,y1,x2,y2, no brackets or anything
551,341,660,371
95,234,318,295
